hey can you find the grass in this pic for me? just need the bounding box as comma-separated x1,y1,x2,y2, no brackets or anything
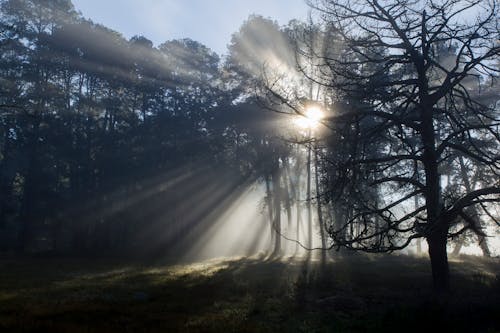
0,253,499,332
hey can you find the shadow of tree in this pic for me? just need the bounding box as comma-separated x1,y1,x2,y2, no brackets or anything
0,254,499,332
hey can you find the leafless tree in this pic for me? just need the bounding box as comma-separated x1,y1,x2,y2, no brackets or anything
285,0,500,293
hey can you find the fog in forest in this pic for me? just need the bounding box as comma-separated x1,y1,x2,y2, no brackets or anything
0,0,499,331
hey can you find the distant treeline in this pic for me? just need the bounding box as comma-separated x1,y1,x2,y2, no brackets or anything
0,1,292,254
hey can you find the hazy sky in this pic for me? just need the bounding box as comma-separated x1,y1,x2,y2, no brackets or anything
71,0,310,56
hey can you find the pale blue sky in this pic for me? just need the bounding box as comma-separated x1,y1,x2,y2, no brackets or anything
71,0,309,55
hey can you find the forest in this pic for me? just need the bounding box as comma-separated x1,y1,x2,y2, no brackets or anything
1,0,499,332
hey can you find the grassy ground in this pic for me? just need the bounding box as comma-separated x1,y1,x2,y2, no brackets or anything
0,253,499,332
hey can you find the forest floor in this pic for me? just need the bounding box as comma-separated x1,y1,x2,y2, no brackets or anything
0,253,499,332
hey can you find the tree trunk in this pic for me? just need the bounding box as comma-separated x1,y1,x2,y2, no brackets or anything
416,239,422,255
457,157,491,257
427,230,450,294
315,147,327,263
295,146,302,253
272,164,282,256
451,236,464,256
282,159,293,228
419,95,448,293
306,141,312,250
0,121,13,228
265,174,275,252
18,115,42,252
413,159,422,255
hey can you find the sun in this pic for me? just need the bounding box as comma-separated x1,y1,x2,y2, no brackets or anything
294,106,324,130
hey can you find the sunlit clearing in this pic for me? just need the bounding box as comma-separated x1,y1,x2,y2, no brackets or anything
294,106,324,130
181,184,271,262
177,176,324,263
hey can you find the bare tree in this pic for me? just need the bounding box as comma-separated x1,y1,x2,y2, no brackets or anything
286,0,500,293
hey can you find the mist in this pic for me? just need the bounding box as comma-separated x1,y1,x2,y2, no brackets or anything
1,0,499,332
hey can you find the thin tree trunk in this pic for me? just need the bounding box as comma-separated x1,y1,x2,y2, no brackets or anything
314,147,326,263
265,174,274,253
272,162,282,256
0,121,13,228
19,113,42,252
413,159,422,255
452,237,464,256
306,141,312,251
282,158,293,228
295,147,302,253
458,157,491,257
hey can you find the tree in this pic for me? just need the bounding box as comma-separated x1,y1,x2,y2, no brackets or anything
225,16,298,255
288,0,500,292
0,0,80,251
0,1,251,254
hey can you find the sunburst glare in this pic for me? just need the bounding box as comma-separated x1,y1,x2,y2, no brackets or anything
294,106,324,130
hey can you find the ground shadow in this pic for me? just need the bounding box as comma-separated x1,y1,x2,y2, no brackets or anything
0,254,499,332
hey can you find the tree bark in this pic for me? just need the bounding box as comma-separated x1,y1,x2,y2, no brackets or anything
272,162,282,256
295,146,302,253
265,174,275,253
427,228,450,293
420,97,449,292
315,147,327,263
307,141,312,251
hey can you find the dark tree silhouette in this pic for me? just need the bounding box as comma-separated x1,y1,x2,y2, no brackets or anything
0,1,298,256
297,0,500,292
